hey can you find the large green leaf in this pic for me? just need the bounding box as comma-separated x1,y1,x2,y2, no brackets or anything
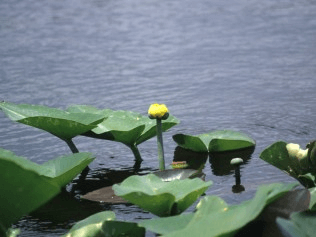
309,187,316,211
67,105,179,146
153,183,297,237
0,149,61,235
40,152,95,187
173,130,255,153
260,141,316,187
0,102,106,140
0,148,95,188
139,213,194,235
63,211,145,237
277,212,316,237
113,174,212,217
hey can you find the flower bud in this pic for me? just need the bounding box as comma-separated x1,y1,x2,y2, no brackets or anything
148,103,169,120
286,143,300,159
286,143,310,172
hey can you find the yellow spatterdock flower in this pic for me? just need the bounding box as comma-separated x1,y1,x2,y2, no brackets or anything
148,104,169,120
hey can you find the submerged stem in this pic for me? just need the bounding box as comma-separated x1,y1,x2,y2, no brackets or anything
156,118,165,171
130,144,143,162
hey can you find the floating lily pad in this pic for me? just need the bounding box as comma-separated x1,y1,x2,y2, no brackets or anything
62,211,145,237
113,174,212,217
173,130,255,153
277,212,316,237
139,213,194,235
152,182,297,237
0,102,106,141
81,186,128,203
260,141,316,188
80,169,204,203
153,169,204,181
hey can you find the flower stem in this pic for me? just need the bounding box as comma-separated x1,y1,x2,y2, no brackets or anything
130,144,143,162
235,166,241,186
156,118,165,171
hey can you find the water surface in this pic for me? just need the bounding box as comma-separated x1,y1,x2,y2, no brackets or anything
0,0,316,236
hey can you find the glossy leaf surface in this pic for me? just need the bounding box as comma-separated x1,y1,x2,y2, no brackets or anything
113,174,212,217
0,101,105,140
146,183,296,237
260,141,316,187
0,149,61,234
153,169,204,181
173,130,255,152
139,213,194,235
67,105,179,146
63,211,145,237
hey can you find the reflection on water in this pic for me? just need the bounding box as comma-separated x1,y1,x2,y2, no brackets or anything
209,146,255,176
173,146,208,170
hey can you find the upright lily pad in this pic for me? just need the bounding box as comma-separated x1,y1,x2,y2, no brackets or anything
309,187,316,211
144,183,297,237
0,149,61,235
260,141,316,188
63,211,145,237
0,101,106,140
67,105,180,146
0,148,95,188
113,174,212,217
173,130,255,153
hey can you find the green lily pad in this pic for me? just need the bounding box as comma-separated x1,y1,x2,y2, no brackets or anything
173,130,255,153
139,213,194,235
153,169,204,181
260,141,316,188
0,149,61,235
158,182,297,237
63,211,145,237
113,174,212,217
0,148,95,188
0,101,106,140
309,187,316,211
277,212,316,237
67,105,180,146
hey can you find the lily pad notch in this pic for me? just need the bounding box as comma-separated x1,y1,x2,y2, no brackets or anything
173,130,256,153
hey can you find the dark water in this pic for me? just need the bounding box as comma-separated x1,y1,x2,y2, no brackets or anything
0,0,316,236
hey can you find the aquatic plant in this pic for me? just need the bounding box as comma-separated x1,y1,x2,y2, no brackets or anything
0,148,94,236
67,104,179,162
148,103,170,170
63,211,145,237
260,141,316,188
113,173,212,217
0,101,106,154
139,182,298,236
173,130,256,153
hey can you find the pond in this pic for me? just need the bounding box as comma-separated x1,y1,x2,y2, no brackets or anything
0,0,316,236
